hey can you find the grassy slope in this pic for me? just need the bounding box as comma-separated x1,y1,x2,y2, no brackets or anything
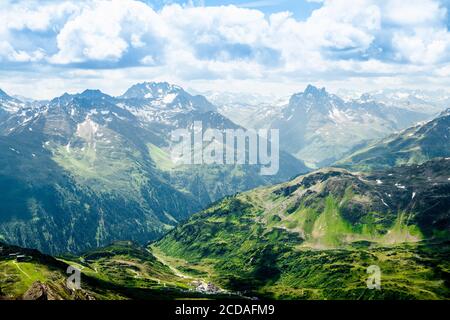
155,163,450,299
155,198,450,299
0,241,233,300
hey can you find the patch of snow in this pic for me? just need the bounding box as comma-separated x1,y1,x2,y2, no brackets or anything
328,107,353,123
112,112,127,121
396,92,409,99
163,93,177,104
21,116,34,125
76,117,100,151
1,100,23,113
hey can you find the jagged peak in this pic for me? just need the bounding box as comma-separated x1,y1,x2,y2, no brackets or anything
304,84,327,97
289,84,329,103
78,89,111,99
49,89,112,106
121,81,184,99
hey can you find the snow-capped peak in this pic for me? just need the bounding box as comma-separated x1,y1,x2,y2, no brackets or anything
303,84,328,98
120,82,183,100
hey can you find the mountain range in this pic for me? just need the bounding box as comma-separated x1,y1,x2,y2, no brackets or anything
0,82,449,300
337,108,450,171
0,83,307,254
216,85,440,168
358,89,450,115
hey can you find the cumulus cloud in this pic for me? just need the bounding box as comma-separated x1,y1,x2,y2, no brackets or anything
0,41,45,62
0,0,449,95
50,0,167,64
0,1,80,32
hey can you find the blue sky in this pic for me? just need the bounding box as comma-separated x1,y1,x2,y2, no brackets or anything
141,0,322,19
0,0,450,99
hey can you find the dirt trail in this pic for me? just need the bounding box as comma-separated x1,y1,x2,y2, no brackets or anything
147,249,191,279
13,261,31,279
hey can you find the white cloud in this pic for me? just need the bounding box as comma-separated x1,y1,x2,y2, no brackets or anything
51,0,166,64
0,41,45,62
305,0,381,49
0,1,80,32
393,28,450,64
384,0,447,26
0,0,449,96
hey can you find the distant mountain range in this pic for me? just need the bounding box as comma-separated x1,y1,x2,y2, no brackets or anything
338,108,450,171
358,89,450,115
0,83,307,254
216,85,443,168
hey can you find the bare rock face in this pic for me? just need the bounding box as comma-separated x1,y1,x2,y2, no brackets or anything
22,281,62,300
22,280,96,301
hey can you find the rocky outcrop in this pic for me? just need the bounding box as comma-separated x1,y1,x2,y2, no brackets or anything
22,281,62,300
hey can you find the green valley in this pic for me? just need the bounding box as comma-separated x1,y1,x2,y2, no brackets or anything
0,241,236,300
155,159,450,299
1,158,449,300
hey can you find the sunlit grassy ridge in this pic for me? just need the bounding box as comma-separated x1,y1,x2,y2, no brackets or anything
0,241,235,300
156,160,450,299
156,196,449,299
